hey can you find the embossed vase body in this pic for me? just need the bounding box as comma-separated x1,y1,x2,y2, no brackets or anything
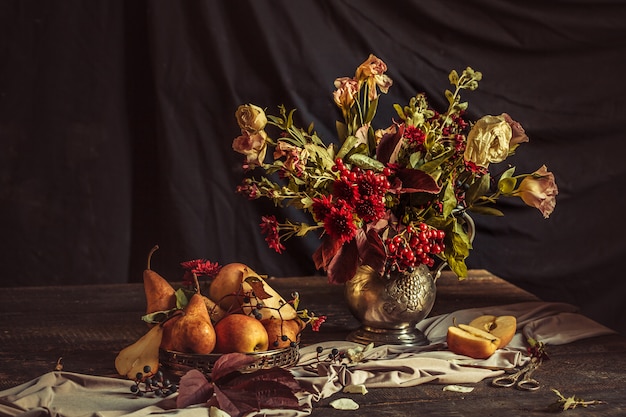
344,263,437,346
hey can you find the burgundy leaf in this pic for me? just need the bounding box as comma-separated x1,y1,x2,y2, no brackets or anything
216,381,303,417
395,168,440,194
243,276,272,299
360,228,387,275
211,352,257,382
312,235,343,270
176,369,214,409
220,367,302,392
213,384,256,417
375,123,404,164
326,239,359,284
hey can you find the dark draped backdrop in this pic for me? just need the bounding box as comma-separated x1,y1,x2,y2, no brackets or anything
1,1,625,334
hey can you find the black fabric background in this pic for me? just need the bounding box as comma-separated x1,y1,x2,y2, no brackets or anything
1,1,625,334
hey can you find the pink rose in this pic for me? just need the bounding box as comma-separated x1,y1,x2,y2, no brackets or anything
232,130,268,167
333,77,359,110
516,165,558,218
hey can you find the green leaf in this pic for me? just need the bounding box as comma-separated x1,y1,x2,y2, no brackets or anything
175,288,190,309
448,70,459,85
347,153,385,171
393,103,406,121
336,135,360,159
444,89,455,105
499,166,516,180
465,174,491,204
364,97,379,124
442,181,457,218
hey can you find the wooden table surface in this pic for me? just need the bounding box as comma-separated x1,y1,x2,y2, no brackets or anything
1,270,625,416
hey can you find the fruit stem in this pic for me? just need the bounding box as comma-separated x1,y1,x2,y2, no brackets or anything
193,272,201,294
147,245,159,270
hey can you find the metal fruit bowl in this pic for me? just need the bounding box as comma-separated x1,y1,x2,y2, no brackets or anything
159,344,300,377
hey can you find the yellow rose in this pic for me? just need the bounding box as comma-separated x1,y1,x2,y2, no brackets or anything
464,115,512,167
235,104,267,134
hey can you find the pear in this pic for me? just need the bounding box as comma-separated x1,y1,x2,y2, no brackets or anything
115,324,163,379
201,294,228,323
161,293,217,354
143,245,177,319
208,263,297,320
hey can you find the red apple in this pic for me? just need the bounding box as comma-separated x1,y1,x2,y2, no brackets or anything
213,313,269,353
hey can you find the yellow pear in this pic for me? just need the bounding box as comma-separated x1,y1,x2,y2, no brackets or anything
161,293,216,354
447,324,501,359
468,315,517,348
208,263,297,320
115,324,163,379
143,245,177,319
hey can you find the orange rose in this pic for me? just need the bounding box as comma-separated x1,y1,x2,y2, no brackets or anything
355,54,393,100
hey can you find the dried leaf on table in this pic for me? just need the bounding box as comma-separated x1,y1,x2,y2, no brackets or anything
176,369,214,409
330,398,360,410
211,352,258,381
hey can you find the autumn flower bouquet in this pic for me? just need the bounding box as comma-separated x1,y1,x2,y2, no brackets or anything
232,54,558,284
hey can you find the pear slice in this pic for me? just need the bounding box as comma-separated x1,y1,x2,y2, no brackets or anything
115,324,163,379
209,263,297,320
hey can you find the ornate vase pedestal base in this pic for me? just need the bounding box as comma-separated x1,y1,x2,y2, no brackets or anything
347,325,429,347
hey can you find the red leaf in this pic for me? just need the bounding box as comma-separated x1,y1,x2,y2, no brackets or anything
211,352,257,381
215,380,303,417
312,235,343,270
375,123,404,164
396,168,440,194
176,369,214,409
220,367,301,392
326,239,359,284
360,227,387,274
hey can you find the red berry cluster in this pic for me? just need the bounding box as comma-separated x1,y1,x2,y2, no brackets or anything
384,223,446,274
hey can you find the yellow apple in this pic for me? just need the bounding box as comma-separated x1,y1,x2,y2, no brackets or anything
261,317,304,349
447,324,501,359
208,263,297,321
468,315,517,349
214,313,269,353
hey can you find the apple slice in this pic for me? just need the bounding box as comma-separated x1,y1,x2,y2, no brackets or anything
447,324,501,359
468,315,517,348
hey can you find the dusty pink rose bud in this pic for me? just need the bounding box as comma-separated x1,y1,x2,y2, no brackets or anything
232,130,268,167
464,115,512,167
333,77,359,109
502,113,529,148
235,104,267,134
517,165,558,218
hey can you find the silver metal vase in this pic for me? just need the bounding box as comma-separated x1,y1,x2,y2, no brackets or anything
344,212,475,346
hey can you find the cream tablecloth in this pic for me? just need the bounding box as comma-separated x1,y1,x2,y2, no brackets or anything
0,301,615,417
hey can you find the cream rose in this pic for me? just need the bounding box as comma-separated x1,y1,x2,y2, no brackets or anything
235,104,267,134
464,114,512,167
333,77,359,110
516,165,558,218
